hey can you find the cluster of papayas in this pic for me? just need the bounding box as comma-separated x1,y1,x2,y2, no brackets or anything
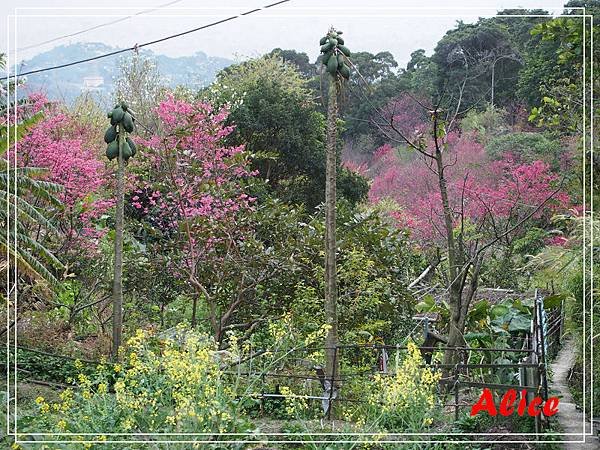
105,101,136,162
319,29,351,80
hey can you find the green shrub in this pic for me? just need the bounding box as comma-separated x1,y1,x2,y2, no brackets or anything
18,327,254,447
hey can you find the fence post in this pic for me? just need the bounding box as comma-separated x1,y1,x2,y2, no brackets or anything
327,346,338,420
537,292,549,402
260,372,265,417
454,365,459,421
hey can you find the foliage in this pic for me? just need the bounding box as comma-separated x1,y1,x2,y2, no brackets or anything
0,347,96,384
339,51,407,148
286,203,416,345
343,341,441,431
0,97,65,289
524,7,598,133
485,131,564,167
461,106,509,139
431,20,522,110
268,48,316,78
19,328,254,446
210,54,367,209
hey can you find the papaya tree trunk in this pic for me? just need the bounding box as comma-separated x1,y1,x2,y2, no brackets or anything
325,75,339,389
111,126,125,360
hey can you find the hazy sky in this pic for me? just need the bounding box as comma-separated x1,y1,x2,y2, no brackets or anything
3,0,570,67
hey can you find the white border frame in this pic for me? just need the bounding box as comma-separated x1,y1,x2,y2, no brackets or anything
4,4,595,446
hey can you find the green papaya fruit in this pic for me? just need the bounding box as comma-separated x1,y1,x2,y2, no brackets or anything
121,102,128,112
104,126,117,144
329,38,338,46
106,141,119,161
322,50,333,65
126,137,137,157
122,112,134,133
107,111,113,119
339,64,350,80
319,36,328,45
111,106,125,123
320,42,333,53
337,53,345,68
337,37,345,45
338,45,351,57
122,141,133,160
327,55,338,74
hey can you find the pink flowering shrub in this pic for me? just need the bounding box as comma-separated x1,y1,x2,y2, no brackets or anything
138,94,256,283
369,133,569,244
13,94,112,254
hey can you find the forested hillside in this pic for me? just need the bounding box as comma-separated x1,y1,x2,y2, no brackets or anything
1,1,598,448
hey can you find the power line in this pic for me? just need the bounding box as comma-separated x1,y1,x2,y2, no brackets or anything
17,0,186,53
9,0,291,79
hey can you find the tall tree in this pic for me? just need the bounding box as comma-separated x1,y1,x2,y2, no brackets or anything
319,27,352,406
104,101,136,359
369,90,566,368
210,54,367,210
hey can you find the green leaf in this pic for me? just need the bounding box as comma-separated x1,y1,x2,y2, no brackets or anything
415,294,435,312
543,293,568,309
490,304,510,318
508,314,531,332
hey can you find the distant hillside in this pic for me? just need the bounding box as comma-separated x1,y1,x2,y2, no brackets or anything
15,42,233,102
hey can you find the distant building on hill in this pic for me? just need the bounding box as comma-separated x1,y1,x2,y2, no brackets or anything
82,76,104,91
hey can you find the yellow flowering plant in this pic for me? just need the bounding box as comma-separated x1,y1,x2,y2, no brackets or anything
344,340,441,432
19,327,254,447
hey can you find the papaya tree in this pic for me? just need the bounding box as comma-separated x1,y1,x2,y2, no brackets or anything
104,101,137,359
319,27,351,403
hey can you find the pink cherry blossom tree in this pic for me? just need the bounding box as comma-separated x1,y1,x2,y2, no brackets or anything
140,95,258,340
368,92,567,366
15,94,113,255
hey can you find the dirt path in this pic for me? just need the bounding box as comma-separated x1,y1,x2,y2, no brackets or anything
549,339,598,449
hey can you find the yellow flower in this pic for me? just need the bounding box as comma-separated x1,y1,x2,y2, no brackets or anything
97,383,107,394
165,415,177,426
122,418,133,431
113,364,122,373
35,396,44,405
57,419,67,430
77,373,89,384
74,359,83,370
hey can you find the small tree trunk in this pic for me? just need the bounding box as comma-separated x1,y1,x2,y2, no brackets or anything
111,126,125,360
325,75,339,388
431,110,465,369
191,296,198,328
